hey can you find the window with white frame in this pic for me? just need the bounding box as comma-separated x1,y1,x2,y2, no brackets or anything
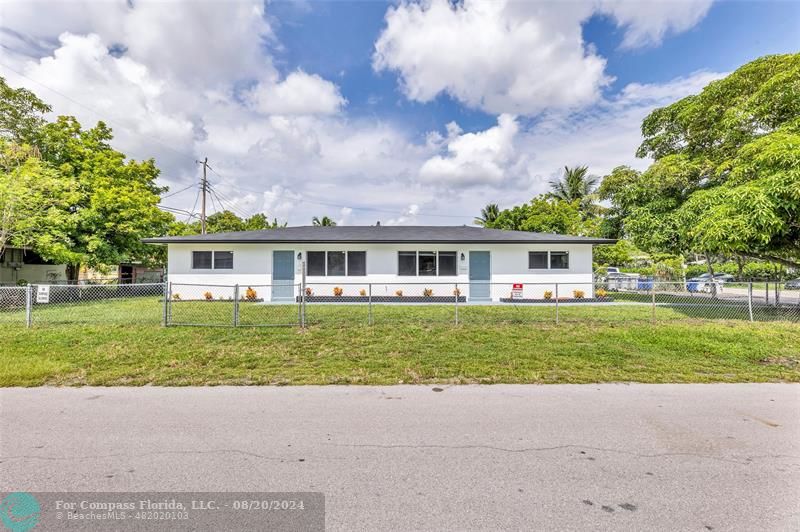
398,251,458,276
192,251,233,270
306,251,366,276
528,251,569,270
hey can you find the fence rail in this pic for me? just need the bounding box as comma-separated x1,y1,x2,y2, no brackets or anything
1,281,798,328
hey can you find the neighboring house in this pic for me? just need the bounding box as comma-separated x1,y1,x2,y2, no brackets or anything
0,247,67,285
144,226,614,302
117,263,164,284
0,247,163,285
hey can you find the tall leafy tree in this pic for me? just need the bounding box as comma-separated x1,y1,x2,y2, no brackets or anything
474,203,500,226
486,196,598,236
601,53,800,268
0,141,75,258
312,215,337,227
194,210,285,233
35,116,173,279
0,77,51,145
547,165,598,213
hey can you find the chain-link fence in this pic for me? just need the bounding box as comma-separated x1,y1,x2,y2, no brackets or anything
167,283,300,327
1,280,798,328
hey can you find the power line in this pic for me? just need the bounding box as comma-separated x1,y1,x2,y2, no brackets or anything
186,187,202,223
2,63,476,224
0,62,199,169
208,183,256,220
207,170,472,221
196,157,210,234
160,183,197,200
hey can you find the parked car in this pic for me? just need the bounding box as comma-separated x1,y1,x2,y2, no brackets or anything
785,278,800,290
692,272,734,283
602,267,639,291
686,275,730,293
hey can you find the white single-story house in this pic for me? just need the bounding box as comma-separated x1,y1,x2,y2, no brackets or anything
143,226,614,302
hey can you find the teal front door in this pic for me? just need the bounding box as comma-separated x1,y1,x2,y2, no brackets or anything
469,251,491,301
272,250,295,301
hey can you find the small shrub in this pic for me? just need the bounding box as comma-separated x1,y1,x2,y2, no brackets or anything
333,286,344,296
305,287,314,297
245,287,258,300
204,291,213,300
423,288,434,297
596,288,607,298
359,288,367,297
172,293,181,301
453,288,461,297
15,279,28,286
573,289,585,299
543,290,552,300
395,289,403,297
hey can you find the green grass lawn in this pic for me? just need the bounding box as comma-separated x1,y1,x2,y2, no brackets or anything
1,296,798,386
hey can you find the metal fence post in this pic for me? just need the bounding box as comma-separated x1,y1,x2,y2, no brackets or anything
233,284,240,327
368,283,373,326
25,284,32,328
775,281,780,307
165,282,172,326
651,287,656,324
454,282,459,325
748,281,754,322
554,283,559,324
162,282,168,327
300,261,306,329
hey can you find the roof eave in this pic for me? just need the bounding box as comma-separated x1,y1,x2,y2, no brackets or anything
142,238,617,245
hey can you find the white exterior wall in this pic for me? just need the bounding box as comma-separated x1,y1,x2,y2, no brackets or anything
167,242,595,301
0,247,67,285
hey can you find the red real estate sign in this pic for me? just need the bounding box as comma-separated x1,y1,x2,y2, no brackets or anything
511,283,523,299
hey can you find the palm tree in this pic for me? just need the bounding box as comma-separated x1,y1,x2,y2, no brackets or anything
312,216,337,227
474,203,500,227
548,165,599,215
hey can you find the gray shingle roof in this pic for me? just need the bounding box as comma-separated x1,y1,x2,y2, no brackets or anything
142,226,615,245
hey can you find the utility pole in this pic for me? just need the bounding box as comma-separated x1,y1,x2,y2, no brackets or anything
197,157,209,234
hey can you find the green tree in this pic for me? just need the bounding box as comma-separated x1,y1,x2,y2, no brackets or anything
201,210,285,233
592,240,640,267
312,215,337,227
487,196,597,235
602,53,800,269
0,77,51,145
205,210,245,233
0,141,75,257
244,213,285,230
547,165,598,214
474,203,500,226
35,116,172,279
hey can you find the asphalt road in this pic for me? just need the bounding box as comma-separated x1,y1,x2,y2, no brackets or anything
1,384,798,531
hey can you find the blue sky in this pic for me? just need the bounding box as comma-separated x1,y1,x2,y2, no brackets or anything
267,0,799,137
1,0,798,225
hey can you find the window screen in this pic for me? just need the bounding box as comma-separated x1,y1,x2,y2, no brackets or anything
214,251,233,269
418,252,436,276
307,251,326,276
347,251,366,276
192,251,212,269
398,252,416,276
528,251,548,269
327,251,346,276
438,252,457,276
550,251,569,269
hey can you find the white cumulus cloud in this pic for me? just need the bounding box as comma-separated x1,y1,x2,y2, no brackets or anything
419,114,521,187
247,70,347,116
374,0,714,115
